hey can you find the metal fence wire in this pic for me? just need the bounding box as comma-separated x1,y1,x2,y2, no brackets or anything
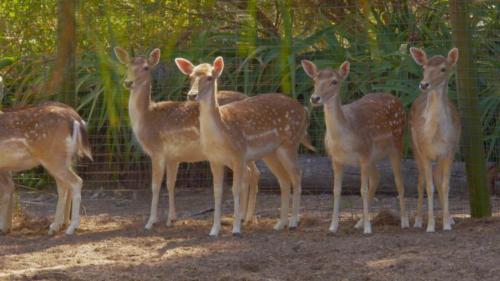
0,1,498,215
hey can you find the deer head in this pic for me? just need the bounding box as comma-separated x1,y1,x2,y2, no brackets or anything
114,47,161,89
301,60,350,106
175,57,224,101
410,47,459,92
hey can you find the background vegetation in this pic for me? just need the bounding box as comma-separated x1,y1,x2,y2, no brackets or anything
0,0,498,189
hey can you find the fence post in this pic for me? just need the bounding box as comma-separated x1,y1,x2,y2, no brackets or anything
449,0,491,217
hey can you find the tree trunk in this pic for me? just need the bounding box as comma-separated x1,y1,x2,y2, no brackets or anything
449,0,491,217
46,0,77,104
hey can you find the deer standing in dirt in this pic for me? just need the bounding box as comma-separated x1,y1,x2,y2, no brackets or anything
409,47,461,232
0,99,92,235
301,60,409,234
114,48,261,229
176,56,313,236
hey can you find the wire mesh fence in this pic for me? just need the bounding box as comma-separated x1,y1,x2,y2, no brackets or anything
0,0,498,216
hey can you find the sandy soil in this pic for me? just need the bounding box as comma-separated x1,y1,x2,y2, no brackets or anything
1,189,499,281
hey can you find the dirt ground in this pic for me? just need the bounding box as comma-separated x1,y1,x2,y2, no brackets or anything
1,189,499,281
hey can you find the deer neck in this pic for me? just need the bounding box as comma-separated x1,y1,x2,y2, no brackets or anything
198,81,226,145
323,93,350,140
422,80,451,137
128,78,153,134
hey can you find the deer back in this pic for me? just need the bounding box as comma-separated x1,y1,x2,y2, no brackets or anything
132,91,250,160
0,104,86,171
215,90,248,105
217,93,308,153
342,93,406,156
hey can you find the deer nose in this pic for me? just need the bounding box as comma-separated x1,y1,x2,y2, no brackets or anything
187,90,198,100
310,95,321,104
124,80,133,89
419,82,429,90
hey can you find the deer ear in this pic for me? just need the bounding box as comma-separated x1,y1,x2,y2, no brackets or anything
148,48,161,66
410,47,427,65
338,61,350,79
301,60,318,78
447,48,459,66
114,47,130,64
175,58,194,75
212,56,224,77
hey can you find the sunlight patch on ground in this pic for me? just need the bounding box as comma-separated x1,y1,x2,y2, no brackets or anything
366,258,398,269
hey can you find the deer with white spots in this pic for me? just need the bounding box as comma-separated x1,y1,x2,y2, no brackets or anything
114,48,262,229
176,56,313,236
409,47,461,232
301,60,409,234
0,98,92,235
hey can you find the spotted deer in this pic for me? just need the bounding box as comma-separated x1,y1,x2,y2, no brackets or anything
0,100,92,235
113,48,261,229
176,56,313,236
409,47,461,232
302,60,409,234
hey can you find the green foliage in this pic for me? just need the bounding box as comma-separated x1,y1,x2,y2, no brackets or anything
0,0,498,187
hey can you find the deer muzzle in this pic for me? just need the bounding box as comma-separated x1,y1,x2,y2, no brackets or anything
419,82,430,90
124,80,133,89
187,90,198,101
310,95,322,106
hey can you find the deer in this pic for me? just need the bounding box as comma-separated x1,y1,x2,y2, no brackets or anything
175,56,313,236
301,60,409,234
113,47,262,229
0,99,92,235
409,47,461,232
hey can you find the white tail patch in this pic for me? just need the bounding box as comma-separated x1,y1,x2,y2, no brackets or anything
70,121,80,157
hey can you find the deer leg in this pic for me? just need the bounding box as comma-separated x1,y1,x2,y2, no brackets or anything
355,164,380,229
0,192,13,233
165,162,179,227
5,190,14,233
231,161,246,235
330,161,344,233
239,166,250,222
276,147,302,229
263,155,290,231
65,170,83,235
63,189,72,226
244,162,260,224
209,162,224,236
439,155,454,230
47,167,83,235
423,160,435,232
390,153,409,229
434,159,455,226
49,178,70,235
145,158,165,230
360,162,372,234
0,173,14,233
414,154,425,228
56,179,71,226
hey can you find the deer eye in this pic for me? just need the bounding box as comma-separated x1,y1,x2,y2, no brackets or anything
331,80,338,85
207,76,213,81
144,66,149,71
441,67,446,72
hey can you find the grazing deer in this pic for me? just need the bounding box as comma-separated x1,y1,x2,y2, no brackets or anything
0,101,92,235
113,48,261,229
409,47,461,232
301,60,409,234
176,56,312,236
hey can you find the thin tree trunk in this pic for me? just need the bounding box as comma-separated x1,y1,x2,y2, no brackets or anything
449,0,491,217
46,0,77,104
